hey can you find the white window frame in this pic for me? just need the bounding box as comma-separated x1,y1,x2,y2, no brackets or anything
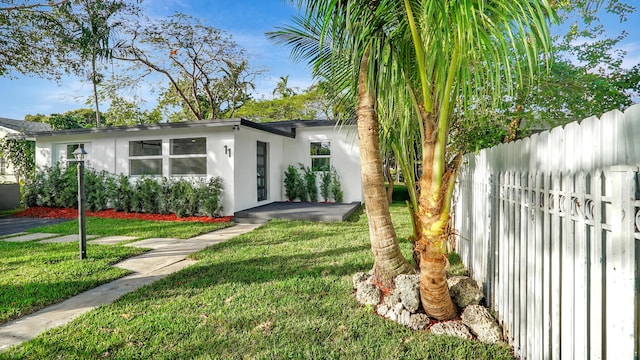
310,140,331,172
169,137,207,177
129,139,163,177
54,143,91,168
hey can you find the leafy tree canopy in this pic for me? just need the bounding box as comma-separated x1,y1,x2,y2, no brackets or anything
234,82,348,122
112,13,263,121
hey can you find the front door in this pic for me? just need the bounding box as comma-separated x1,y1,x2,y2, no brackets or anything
257,141,267,201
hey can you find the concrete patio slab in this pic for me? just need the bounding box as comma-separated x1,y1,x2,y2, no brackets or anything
89,236,138,245
233,201,361,223
40,234,99,243
2,233,59,243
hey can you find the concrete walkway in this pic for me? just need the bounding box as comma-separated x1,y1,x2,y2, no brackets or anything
0,223,261,353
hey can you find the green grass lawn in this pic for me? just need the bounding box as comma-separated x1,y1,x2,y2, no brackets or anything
27,217,234,239
0,208,23,218
1,204,513,359
0,218,232,326
0,241,146,325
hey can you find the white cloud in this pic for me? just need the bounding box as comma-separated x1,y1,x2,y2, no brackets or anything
619,41,640,69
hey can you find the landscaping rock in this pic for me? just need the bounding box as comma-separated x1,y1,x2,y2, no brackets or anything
398,309,412,326
395,274,420,312
429,320,473,340
352,272,369,289
447,276,484,309
376,304,389,317
461,305,503,344
355,280,380,306
408,313,430,330
383,289,401,308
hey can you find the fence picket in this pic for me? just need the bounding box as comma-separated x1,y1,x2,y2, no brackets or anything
453,104,640,359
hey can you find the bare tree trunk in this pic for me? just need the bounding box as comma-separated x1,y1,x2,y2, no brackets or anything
358,48,414,289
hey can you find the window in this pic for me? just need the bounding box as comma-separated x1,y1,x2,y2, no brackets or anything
66,144,85,160
171,137,206,155
310,141,331,172
129,140,162,176
130,140,162,156
257,141,267,201
170,137,207,176
0,155,5,175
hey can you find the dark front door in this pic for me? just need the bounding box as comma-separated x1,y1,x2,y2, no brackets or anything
257,141,267,201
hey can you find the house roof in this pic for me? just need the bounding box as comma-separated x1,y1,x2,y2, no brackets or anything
30,118,347,139
0,117,52,134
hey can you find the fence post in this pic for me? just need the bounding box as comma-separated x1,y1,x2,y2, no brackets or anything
606,166,638,359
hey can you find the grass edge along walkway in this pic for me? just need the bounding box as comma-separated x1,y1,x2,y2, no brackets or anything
0,223,260,353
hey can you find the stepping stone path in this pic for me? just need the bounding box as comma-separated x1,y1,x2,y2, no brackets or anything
0,232,26,239
1,233,58,242
40,234,99,243
125,237,181,249
89,236,138,245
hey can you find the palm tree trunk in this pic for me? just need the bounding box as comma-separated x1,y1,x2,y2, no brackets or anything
413,137,458,320
92,57,101,127
358,48,414,289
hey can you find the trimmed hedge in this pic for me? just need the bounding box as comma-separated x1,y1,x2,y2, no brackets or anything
23,163,224,218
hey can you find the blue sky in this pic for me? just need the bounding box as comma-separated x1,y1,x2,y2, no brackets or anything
0,1,639,120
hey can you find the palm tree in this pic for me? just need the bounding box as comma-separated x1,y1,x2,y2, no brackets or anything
273,75,296,98
271,2,415,289
276,0,554,319
63,0,129,128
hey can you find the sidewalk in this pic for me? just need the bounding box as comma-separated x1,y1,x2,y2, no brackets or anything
0,223,261,352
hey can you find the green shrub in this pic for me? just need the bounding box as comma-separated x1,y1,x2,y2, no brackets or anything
295,163,308,201
331,167,343,203
57,165,78,208
284,165,300,201
22,163,225,218
107,174,134,212
84,169,108,211
300,164,318,202
23,169,45,207
199,177,224,217
169,179,199,217
320,170,332,202
38,163,64,207
133,177,162,213
158,177,174,214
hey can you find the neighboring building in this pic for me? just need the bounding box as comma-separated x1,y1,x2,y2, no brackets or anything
0,117,52,183
32,119,363,216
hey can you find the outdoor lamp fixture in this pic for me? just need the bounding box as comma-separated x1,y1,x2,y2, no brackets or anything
73,146,88,260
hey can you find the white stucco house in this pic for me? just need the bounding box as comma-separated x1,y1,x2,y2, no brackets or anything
0,117,52,183
30,119,363,216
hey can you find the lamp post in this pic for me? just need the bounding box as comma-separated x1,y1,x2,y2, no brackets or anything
73,146,88,260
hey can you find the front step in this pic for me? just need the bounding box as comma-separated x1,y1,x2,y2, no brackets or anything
232,215,269,224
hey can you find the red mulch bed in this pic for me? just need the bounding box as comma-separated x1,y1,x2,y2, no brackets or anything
14,206,233,223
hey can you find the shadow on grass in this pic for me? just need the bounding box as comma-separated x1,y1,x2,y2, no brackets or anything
142,243,372,297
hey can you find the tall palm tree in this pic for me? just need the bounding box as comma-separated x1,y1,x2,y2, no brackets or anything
272,2,415,289
63,0,128,128
276,0,554,319
273,75,296,98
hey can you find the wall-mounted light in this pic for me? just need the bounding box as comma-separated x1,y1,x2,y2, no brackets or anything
224,145,232,158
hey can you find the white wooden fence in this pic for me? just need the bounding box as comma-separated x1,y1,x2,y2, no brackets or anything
454,104,640,359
